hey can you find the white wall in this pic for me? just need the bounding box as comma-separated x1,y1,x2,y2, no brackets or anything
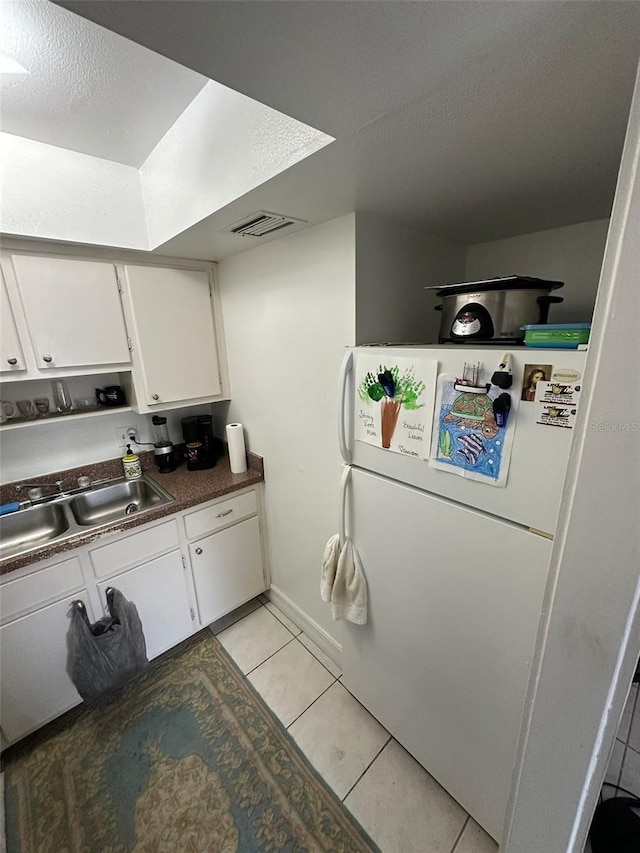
140,80,333,248
216,215,356,641
464,219,610,324
355,213,466,344
0,133,148,249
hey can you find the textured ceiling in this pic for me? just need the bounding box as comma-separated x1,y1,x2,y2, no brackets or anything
0,0,620,261
0,0,207,166
56,0,640,258
54,1,576,140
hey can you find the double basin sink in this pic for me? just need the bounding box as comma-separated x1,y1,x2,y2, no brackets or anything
0,476,174,562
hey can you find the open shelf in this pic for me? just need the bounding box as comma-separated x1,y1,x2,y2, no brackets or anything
0,405,132,431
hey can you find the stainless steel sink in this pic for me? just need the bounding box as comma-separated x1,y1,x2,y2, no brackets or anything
0,475,174,561
69,478,172,526
0,503,69,557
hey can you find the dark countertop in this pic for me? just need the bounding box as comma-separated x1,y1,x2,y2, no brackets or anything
0,451,264,577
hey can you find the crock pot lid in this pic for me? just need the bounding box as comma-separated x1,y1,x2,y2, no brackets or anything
429,275,564,297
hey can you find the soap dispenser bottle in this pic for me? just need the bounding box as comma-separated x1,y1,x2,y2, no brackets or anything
122,444,142,480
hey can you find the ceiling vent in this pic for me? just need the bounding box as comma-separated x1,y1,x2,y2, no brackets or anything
222,210,308,237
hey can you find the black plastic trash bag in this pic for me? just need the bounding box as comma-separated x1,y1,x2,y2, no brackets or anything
69,588,148,701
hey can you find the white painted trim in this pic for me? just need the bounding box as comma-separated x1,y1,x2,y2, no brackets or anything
0,766,5,853
503,63,640,853
0,236,216,270
267,584,342,667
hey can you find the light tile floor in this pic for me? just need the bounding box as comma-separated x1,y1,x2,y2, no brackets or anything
213,597,499,853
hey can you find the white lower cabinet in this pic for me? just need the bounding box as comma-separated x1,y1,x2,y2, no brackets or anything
0,486,267,746
96,550,192,660
189,516,265,625
0,592,93,744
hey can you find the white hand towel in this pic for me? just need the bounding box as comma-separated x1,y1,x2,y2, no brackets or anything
321,533,341,602
331,537,368,625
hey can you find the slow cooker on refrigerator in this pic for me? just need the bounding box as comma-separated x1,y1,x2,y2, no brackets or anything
427,276,564,344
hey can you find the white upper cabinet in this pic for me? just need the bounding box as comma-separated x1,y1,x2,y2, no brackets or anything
123,264,223,408
11,255,130,370
0,271,26,374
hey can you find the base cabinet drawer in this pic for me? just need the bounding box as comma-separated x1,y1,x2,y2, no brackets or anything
89,518,180,580
190,517,265,626
0,556,84,625
0,593,93,744
97,550,192,660
184,490,257,540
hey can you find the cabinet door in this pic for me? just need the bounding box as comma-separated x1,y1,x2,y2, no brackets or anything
12,255,130,369
96,550,193,660
189,516,265,626
0,272,26,374
0,593,92,744
124,265,221,406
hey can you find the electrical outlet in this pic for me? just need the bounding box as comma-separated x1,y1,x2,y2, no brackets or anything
115,425,138,448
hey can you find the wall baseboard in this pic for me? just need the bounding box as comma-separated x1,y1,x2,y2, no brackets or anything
268,584,342,667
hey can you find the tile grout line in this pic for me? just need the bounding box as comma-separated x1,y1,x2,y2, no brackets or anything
261,599,343,680
243,636,297,677
225,599,478,849
222,603,477,848
220,599,299,677
618,685,639,786
335,677,390,734
285,677,339,730
618,683,640,792
449,815,471,853
294,635,342,680
259,597,345,681
222,602,337,691
219,608,342,765
341,734,393,802
211,598,264,635
263,601,303,637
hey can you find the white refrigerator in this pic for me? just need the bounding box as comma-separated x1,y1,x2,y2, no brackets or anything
338,345,586,841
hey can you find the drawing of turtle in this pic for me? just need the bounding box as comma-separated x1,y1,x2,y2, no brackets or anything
443,392,499,438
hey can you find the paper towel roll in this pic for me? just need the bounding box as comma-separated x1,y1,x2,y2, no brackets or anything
226,423,248,473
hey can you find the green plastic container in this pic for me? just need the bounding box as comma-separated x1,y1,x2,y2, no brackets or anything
522,323,591,348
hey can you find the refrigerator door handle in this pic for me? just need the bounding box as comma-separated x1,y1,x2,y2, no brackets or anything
339,464,351,547
338,349,353,464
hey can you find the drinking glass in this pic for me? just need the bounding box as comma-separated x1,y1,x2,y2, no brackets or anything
51,380,73,413
0,401,17,423
16,399,36,420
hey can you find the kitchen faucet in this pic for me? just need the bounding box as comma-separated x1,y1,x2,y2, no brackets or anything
16,480,67,501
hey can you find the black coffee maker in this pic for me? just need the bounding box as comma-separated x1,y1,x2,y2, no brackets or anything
181,415,217,470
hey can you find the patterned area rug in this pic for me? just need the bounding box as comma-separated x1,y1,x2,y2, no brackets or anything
3,631,378,852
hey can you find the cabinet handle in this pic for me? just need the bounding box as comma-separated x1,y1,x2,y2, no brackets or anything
195,547,203,555
215,509,233,518
42,354,53,363
7,357,18,365
151,394,160,401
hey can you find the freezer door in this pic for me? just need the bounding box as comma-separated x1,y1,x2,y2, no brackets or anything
345,346,586,533
341,467,551,841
